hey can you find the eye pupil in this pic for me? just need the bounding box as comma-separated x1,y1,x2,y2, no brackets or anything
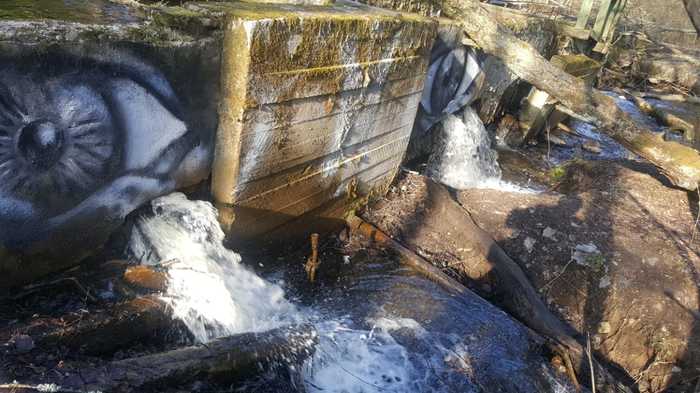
17,120,64,171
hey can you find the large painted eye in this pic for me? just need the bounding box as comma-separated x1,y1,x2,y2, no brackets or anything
17,120,66,170
0,50,211,263
0,80,117,214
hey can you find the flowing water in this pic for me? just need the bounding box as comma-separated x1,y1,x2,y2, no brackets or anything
128,193,571,392
428,109,537,193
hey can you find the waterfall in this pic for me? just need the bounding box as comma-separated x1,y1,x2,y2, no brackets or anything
127,193,435,392
128,193,300,342
427,108,531,193
127,193,569,392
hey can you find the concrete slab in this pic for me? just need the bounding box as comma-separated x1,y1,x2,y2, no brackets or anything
209,1,436,242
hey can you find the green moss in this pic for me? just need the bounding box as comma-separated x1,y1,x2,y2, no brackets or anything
549,165,567,182
0,0,144,24
586,254,606,271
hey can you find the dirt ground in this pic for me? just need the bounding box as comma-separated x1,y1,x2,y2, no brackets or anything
363,158,700,392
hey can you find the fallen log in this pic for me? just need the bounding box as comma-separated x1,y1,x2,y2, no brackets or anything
625,92,696,142
361,175,633,392
34,265,172,355
638,92,700,105
38,295,174,355
442,0,700,190
48,324,317,392
347,212,584,389
347,214,478,297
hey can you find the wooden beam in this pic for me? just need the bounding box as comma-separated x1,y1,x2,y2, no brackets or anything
576,0,595,30
592,0,613,41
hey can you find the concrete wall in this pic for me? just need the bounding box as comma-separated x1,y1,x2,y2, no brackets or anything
208,1,437,244
0,1,436,289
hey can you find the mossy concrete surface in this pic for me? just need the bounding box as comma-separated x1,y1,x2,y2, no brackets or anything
0,1,225,291
210,1,437,244
0,1,435,289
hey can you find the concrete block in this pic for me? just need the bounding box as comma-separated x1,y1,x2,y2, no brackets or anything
0,0,435,287
208,1,436,243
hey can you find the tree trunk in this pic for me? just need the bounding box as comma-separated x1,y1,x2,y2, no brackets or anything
55,324,317,392
359,175,635,392
442,0,700,190
38,296,175,355
683,0,700,34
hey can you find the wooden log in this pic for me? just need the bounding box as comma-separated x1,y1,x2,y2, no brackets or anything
442,0,700,191
38,296,173,355
347,215,476,297
637,92,700,105
356,177,633,392
683,0,700,34
626,92,696,141
54,324,317,392
575,0,594,29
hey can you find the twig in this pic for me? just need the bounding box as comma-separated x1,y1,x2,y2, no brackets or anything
692,187,700,242
540,255,575,292
587,332,596,393
12,277,97,303
305,233,321,283
554,343,581,390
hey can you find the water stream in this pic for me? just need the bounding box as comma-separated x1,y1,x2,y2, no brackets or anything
128,193,571,392
428,109,537,193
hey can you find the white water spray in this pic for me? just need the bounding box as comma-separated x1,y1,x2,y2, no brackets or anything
127,193,437,391
129,193,299,342
427,108,533,193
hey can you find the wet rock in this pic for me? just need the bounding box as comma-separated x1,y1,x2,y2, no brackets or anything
524,236,537,253
11,334,34,354
542,227,557,240
459,160,700,392
495,114,521,147
582,140,603,154
546,133,567,146
598,321,612,334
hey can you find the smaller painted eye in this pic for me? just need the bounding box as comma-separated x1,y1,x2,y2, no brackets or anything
17,120,65,171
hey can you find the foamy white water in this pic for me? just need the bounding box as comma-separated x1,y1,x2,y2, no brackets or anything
128,193,568,392
303,319,418,392
427,108,536,193
129,193,299,342
128,193,432,391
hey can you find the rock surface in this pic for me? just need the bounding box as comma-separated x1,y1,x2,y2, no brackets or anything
363,160,700,392
459,161,700,392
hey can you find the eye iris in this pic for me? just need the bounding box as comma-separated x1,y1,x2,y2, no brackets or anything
17,120,64,171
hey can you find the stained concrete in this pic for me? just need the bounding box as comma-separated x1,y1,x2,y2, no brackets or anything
0,1,436,289
209,1,437,243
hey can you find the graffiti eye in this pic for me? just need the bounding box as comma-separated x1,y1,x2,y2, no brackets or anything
0,81,117,212
17,120,65,171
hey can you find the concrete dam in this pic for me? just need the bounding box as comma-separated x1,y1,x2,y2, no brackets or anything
0,0,440,289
